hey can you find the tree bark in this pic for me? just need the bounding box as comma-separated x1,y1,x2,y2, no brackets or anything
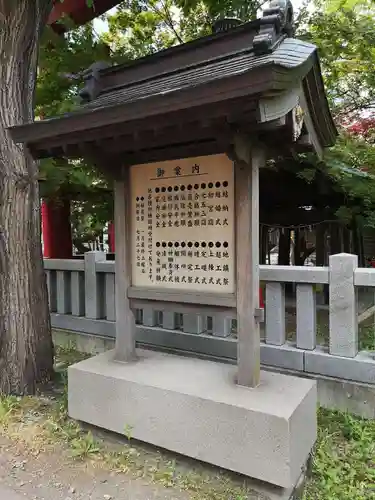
0,0,54,394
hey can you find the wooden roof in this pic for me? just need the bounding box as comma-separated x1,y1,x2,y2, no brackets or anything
11,1,336,171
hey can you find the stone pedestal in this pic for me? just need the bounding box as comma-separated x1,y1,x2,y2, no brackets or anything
68,349,316,489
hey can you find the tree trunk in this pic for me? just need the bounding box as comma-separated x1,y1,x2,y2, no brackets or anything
0,0,54,394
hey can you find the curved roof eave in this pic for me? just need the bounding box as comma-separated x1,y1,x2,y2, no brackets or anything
303,53,338,148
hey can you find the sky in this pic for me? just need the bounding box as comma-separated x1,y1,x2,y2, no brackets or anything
93,7,116,35
93,0,307,35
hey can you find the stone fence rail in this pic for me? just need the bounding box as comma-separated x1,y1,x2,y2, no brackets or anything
45,252,375,385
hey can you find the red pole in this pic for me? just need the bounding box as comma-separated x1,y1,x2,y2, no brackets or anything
108,221,115,252
41,198,73,258
41,200,52,258
259,286,264,308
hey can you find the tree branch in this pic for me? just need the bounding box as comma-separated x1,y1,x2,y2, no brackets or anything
161,0,184,44
149,0,184,44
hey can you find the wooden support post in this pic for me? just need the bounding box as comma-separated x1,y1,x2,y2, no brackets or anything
234,137,264,388
114,174,137,362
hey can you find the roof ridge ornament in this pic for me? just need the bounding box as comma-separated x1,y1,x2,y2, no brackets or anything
79,61,112,104
253,0,294,56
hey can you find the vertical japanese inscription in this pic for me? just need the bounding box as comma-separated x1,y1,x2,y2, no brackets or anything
130,154,234,293
147,188,153,282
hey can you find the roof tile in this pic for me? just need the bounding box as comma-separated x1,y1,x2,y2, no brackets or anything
82,38,315,112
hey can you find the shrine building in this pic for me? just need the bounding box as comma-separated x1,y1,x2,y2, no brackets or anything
10,2,337,498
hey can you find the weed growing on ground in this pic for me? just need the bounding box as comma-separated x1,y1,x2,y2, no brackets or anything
70,431,101,459
123,423,133,441
0,395,21,425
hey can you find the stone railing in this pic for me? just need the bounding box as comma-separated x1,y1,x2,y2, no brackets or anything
45,252,375,385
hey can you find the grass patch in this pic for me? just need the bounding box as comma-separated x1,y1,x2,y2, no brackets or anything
54,342,91,367
304,408,375,499
359,324,375,352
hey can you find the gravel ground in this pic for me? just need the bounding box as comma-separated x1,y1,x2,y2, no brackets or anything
0,435,190,500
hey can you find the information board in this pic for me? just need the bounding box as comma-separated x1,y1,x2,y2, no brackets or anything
130,154,235,293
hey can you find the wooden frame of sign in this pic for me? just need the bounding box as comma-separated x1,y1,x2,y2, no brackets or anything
114,135,265,388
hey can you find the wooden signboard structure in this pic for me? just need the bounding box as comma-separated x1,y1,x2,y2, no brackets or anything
11,0,337,492
130,156,235,293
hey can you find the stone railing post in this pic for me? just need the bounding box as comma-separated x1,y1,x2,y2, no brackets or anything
265,282,285,345
329,253,358,358
84,251,106,319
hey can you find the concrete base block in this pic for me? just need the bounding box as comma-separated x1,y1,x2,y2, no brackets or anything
68,349,316,489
